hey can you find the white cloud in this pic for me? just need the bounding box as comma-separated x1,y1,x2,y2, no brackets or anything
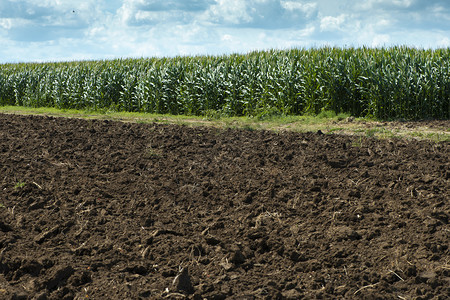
280,1,317,17
371,34,390,47
118,0,215,26
356,0,414,10
221,34,233,42
0,0,449,63
207,0,253,25
0,18,13,30
205,0,318,28
320,14,346,31
375,19,391,28
437,37,450,47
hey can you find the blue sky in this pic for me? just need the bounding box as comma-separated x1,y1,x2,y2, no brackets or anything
1,0,449,63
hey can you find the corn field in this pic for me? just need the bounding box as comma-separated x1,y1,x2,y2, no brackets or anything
0,47,449,120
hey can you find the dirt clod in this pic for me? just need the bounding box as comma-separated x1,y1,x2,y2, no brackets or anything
172,267,194,294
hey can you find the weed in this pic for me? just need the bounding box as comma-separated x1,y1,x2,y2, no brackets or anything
317,110,337,119
328,127,344,133
203,109,223,120
255,107,283,121
145,145,162,158
242,125,255,131
14,181,26,189
336,112,350,121
352,136,364,148
366,128,378,137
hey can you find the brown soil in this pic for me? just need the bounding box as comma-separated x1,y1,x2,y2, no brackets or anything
0,113,449,299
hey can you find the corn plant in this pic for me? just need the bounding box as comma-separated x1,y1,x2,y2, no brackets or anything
0,47,448,120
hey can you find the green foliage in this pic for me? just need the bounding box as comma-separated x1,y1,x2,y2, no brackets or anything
317,110,337,119
14,181,26,189
0,47,449,120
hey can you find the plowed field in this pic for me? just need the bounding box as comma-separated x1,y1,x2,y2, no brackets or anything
0,114,449,299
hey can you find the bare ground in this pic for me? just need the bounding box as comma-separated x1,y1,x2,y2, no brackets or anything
0,113,449,299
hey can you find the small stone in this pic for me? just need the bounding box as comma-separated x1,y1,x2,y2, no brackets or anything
243,191,256,204
290,251,300,262
43,265,75,291
205,235,221,246
405,265,417,277
329,226,361,241
418,271,436,282
220,260,233,271
172,267,194,294
230,250,245,264
0,221,12,232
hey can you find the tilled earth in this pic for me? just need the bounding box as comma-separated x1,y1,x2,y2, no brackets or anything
0,113,449,299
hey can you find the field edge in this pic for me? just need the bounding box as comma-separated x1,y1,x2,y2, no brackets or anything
0,105,449,142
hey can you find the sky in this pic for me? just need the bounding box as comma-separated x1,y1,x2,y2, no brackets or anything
1,0,449,63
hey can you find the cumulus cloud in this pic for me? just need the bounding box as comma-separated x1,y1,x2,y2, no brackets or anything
133,0,215,12
117,0,211,26
206,0,317,29
281,1,317,20
319,14,346,31
0,0,106,42
0,18,13,30
118,0,317,29
438,37,450,47
0,0,449,62
355,0,414,10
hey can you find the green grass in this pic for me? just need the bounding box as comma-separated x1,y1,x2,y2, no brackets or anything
1,105,448,142
408,131,449,142
144,144,163,158
365,127,394,138
328,127,345,133
352,136,364,148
